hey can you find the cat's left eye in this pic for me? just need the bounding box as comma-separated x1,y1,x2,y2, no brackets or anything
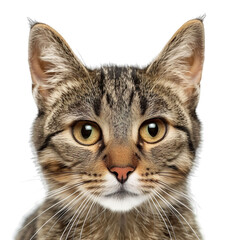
139,118,167,144
72,121,101,145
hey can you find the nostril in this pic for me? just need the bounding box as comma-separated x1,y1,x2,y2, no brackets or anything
109,166,135,184
111,170,119,179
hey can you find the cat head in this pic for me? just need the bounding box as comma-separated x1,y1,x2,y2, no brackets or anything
29,19,204,212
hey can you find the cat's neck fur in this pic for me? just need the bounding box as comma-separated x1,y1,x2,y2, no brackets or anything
34,192,200,240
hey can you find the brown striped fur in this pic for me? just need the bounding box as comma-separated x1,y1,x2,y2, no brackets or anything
16,18,204,239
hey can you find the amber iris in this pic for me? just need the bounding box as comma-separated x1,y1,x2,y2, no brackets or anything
72,121,101,145
139,119,167,143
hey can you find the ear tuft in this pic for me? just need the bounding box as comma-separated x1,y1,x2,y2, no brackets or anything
196,14,206,22
27,18,39,29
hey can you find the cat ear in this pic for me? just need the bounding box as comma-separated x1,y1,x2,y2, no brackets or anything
146,19,204,106
28,22,89,109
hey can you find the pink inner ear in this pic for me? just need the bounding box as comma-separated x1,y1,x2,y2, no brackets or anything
30,47,51,98
187,53,203,85
181,51,203,98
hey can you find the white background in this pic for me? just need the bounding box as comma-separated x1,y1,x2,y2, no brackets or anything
1,0,240,239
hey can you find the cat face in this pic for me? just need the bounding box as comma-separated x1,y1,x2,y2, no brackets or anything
29,20,204,212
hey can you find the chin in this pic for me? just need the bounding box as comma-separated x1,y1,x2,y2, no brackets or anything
97,194,148,212
94,171,149,212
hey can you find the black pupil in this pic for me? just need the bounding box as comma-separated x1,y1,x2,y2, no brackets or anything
148,123,158,137
81,124,92,139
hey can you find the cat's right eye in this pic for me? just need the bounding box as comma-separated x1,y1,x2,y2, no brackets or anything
72,121,101,146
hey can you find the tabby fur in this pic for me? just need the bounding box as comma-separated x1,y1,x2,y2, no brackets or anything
16,18,204,240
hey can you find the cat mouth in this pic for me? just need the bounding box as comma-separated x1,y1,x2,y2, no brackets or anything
104,189,139,199
98,187,147,211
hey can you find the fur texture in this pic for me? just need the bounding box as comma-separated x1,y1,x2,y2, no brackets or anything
16,18,204,240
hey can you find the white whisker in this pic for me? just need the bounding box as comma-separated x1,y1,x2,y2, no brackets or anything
158,180,194,203
79,194,99,240
46,184,80,199
153,189,189,234
87,206,106,236
20,187,80,231
64,190,99,240
157,187,194,213
46,190,86,237
29,190,83,240
149,194,173,240
146,199,157,232
153,190,200,240
151,192,176,240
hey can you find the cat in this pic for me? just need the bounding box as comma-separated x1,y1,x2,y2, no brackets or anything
16,18,204,240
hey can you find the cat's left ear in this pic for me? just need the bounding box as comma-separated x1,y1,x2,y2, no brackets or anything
146,19,204,107
28,22,89,110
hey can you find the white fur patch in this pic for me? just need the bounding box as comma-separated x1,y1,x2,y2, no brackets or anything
96,172,148,212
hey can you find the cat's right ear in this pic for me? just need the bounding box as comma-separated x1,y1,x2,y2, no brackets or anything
28,22,89,110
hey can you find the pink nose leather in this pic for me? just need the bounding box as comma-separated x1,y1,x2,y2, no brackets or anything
110,166,135,183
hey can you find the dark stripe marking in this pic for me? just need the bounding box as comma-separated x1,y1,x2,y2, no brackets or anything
131,68,140,91
97,142,106,156
140,95,147,115
41,162,68,172
131,68,148,115
136,143,143,153
168,165,179,171
135,153,141,160
174,125,195,154
37,110,45,117
114,66,123,80
81,179,104,184
99,68,105,95
93,98,101,116
106,93,113,107
38,130,63,152
70,160,84,168
128,90,134,106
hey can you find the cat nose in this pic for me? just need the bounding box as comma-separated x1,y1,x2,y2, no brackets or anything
109,166,135,184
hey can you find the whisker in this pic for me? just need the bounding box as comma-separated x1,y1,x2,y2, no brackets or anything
156,170,186,175
46,184,80,199
72,192,99,239
151,192,176,240
149,195,173,240
146,199,158,232
87,206,106,237
20,186,81,231
157,186,194,213
46,190,86,237
41,171,90,176
153,189,189,235
157,180,194,203
29,190,83,240
64,190,99,240
46,209,67,236
157,174,184,179
79,193,99,240
133,205,146,220
153,190,201,240
64,204,85,240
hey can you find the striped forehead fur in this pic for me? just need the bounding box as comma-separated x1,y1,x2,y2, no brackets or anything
101,66,135,104
38,64,195,139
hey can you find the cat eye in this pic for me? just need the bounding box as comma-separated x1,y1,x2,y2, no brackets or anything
72,121,101,145
139,119,167,144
